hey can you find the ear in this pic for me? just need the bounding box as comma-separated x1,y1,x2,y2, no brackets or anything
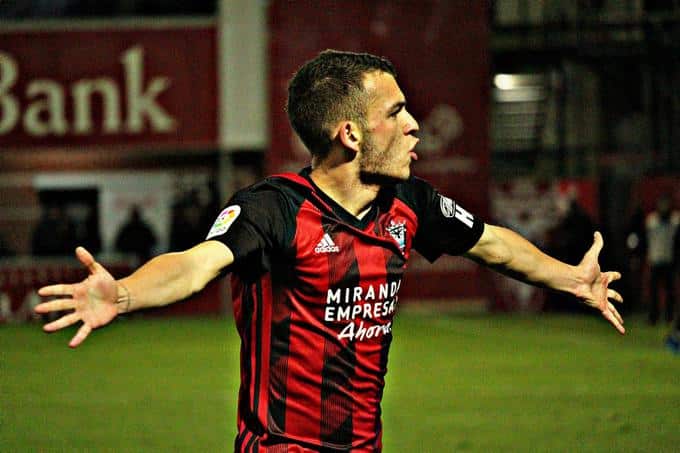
336,121,362,153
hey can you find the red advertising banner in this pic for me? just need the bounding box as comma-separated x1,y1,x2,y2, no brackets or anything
268,1,490,300
0,22,217,149
636,176,680,214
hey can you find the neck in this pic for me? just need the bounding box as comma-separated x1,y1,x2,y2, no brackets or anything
309,158,380,218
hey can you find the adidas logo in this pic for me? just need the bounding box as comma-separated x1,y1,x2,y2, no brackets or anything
314,233,339,253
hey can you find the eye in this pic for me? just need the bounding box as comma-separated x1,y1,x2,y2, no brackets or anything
389,105,404,118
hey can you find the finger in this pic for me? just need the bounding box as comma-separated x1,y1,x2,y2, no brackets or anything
43,312,81,332
585,231,604,260
602,309,625,335
607,288,624,304
608,302,624,325
69,323,92,348
34,299,75,314
605,271,622,284
38,284,74,297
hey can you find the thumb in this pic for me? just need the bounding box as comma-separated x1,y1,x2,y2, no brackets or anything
584,231,604,261
75,246,103,275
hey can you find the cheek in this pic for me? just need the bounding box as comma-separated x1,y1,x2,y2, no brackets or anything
369,122,397,149
371,120,389,133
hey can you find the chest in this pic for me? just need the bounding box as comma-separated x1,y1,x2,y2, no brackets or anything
289,201,417,296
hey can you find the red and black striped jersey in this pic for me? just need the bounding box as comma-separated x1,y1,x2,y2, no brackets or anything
207,168,484,452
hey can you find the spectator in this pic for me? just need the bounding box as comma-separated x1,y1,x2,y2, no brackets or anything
32,205,77,256
546,197,596,312
645,193,679,325
75,207,102,254
665,315,680,355
555,198,596,266
624,203,647,312
114,205,157,263
169,191,204,252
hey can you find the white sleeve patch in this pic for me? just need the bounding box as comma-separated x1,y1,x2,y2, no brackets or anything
440,195,474,228
454,204,474,228
206,205,241,240
439,195,455,218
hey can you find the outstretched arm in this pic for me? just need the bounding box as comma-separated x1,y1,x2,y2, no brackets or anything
466,225,625,334
35,240,233,347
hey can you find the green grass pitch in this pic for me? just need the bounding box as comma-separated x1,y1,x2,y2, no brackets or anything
1,310,678,451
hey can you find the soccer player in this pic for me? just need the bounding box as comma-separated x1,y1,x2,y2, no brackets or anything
35,50,625,452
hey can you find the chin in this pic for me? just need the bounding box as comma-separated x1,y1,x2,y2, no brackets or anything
359,169,409,186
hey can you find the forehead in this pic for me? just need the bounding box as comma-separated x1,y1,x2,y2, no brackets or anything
362,71,405,113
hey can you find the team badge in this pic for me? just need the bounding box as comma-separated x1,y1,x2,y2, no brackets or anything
206,205,241,239
386,220,407,251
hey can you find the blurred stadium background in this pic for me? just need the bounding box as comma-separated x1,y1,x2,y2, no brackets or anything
0,0,678,451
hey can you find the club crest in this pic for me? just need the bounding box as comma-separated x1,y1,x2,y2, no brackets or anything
386,220,407,251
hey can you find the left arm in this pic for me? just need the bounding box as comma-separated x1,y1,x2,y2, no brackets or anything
466,224,625,334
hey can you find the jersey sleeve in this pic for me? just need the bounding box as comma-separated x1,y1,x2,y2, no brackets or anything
402,177,485,262
205,185,294,270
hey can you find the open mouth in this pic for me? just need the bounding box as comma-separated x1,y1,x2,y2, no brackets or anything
408,140,419,161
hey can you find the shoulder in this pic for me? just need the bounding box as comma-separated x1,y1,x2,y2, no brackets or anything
230,176,307,210
219,175,314,237
394,176,436,208
207,177,306,246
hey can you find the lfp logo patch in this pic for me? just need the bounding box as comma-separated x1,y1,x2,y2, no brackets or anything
206,205,241,239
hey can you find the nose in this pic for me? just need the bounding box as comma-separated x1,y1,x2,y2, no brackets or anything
403,109,419,136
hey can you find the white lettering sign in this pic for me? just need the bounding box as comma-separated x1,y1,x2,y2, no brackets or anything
0,46,176,137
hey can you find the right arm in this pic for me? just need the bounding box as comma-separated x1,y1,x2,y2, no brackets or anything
35,241,233,347
37,184,286,348
116,240,233,313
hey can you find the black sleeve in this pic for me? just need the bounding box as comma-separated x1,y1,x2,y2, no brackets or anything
205,185,294,269
400,177,485,262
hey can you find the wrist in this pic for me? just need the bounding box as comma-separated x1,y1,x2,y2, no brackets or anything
569,265,590,300
116,281,132,314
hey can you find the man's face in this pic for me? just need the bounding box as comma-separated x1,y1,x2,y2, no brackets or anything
358,71,419,184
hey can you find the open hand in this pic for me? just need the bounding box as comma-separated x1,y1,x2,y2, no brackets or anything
35,247,120,347
575,232,625,334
